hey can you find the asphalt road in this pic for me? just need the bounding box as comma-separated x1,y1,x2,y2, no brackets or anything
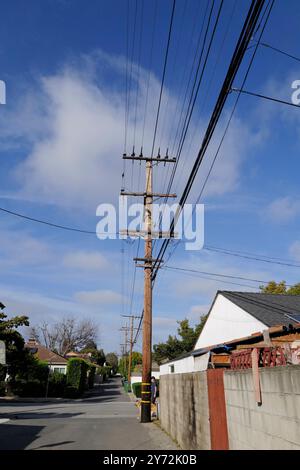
0,377,177,450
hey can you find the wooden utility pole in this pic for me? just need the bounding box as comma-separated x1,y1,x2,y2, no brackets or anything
120,324,129,378
121,314,141,384
121,150,176,422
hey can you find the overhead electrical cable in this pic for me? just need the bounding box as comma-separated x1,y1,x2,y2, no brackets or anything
152,0,271,283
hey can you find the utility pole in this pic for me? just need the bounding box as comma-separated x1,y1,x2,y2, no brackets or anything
120,323,129,378
121,314,141,384
121,150,176,422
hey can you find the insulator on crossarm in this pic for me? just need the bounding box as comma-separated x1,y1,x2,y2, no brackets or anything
131,146,135,157
157,147,161,159
164,148,169,166
139,147,143,164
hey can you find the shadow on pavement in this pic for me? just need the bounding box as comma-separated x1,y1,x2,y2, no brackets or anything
7,412,83,420
0,423,44,450
31,440,74,449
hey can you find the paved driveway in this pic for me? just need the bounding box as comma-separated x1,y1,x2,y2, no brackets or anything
0,377,177,450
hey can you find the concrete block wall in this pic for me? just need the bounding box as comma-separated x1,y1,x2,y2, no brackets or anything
159,372,211,450
224,365,300,450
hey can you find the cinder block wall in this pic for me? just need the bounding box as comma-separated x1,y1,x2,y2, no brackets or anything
159,372,211,450
224,365,300,450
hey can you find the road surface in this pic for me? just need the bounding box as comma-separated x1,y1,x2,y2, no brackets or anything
0,376,177,450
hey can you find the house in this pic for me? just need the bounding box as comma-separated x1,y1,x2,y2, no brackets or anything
65,351,93,362
25,339,68,374
131,362,160,386
160,291,300,375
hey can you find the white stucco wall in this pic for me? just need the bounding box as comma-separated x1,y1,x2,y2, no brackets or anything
194,293,267,350
131,371,160,385
159,352,210,375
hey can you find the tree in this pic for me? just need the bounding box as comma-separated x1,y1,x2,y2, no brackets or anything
260,281,300,295
105,352,118,373
80,346,106,366
0,304,30,380
260,281,287,294
32,317,98,356
119,351,142,378
153,316,208,365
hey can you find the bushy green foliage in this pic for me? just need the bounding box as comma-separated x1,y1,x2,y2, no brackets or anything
88,364,96,389
0,364,7,381
153,317,208,364
131,382,141,398
96,365,111,381
0,381,5,396
260,281,300,295
66,358,89,396
118,351,142,379
48,371,66,397
13,379,46,397
123,380,131,393
105,352,118,374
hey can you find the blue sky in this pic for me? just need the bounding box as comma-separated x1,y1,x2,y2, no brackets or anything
1,0,300,353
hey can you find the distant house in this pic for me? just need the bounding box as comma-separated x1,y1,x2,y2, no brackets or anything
25,339,68,374
65,351,93,362
131,362,160,386
160,291,300,375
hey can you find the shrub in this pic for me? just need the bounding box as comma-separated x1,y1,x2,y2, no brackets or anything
48,371,66,397
96,365,109,381
0,380,5,396
88,364,96,389
131,382,142,398
0,364,7,382
64,385,80,398
12,379,45,397
66,358,89,396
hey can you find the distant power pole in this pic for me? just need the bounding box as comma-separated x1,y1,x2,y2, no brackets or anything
121,314,141,383
121,150,176,422
120,323,129,377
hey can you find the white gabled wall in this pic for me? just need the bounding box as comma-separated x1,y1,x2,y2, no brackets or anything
159,352,210,375
194,293,267,350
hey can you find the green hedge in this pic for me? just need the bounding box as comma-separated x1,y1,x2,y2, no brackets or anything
48,371,66,397
96,365,111,382
12,379,46,397
0,380,5,396
66,358,89,397
131,382,141,398
88,364,96,389
0,364,7,382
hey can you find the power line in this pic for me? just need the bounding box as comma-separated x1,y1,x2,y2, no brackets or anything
152,0,269,282
231,87,300,108
159,0,275,270
0,206,117,236
160,268,259,290
161,264,294,286
258,41,300,63
150,0,176,157
204,245,300,268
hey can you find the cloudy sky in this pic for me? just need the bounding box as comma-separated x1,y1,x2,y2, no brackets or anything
1,0,300,353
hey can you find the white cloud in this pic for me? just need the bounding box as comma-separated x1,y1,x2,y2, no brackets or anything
289,240,300,262
0,50,264,213
188,304,210,319
74,289,123,305
63,250,109,271
0,230,53,266
265,196,300,223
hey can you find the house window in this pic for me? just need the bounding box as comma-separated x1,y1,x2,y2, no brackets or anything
169,364,175,373
52,367,66,374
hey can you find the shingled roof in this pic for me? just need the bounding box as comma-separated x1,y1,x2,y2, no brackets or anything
25,339,67,364
220,291,300,327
